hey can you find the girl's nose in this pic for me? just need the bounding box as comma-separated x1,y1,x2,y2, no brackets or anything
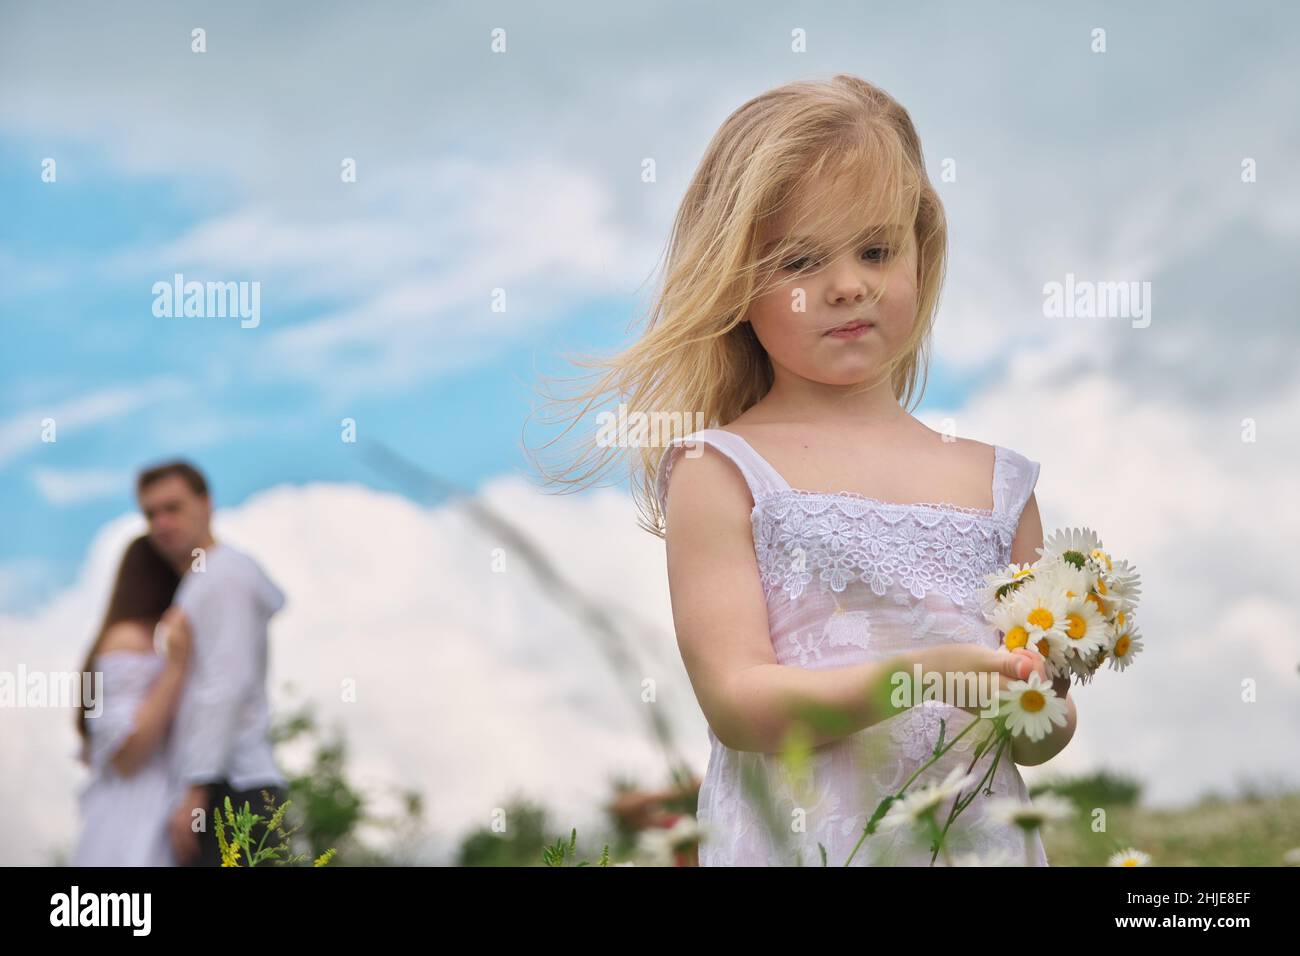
824,257,871,306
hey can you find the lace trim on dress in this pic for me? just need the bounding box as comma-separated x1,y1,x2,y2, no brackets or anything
752,490,1015,606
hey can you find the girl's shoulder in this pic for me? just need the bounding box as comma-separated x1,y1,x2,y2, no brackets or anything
97,620,156,655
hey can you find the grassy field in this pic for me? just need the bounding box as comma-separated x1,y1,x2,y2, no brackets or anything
1039,791,1300,866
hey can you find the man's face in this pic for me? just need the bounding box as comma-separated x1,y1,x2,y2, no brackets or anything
138,475,211,568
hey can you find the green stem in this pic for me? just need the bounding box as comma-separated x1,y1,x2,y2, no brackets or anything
928,729,1008,865
843,714,985,866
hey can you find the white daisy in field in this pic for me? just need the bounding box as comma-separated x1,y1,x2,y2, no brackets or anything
987,792,1076,831
1038,527,1103,568
1283,847,1300,866
1107,621,1144,672
635,816,704,866
997,672,1070,741
1108,847,1152,867
1059,593,1110,661
878,767,980,831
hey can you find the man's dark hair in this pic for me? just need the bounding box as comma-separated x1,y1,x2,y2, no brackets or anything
136,459,209,497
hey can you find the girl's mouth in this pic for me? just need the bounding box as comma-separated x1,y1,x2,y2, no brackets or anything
825,320,874,338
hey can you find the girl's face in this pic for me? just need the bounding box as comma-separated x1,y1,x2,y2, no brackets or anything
744,189,919,388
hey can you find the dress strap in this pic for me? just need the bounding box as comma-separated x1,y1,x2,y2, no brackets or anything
655,428,791,516
991,445,1042,529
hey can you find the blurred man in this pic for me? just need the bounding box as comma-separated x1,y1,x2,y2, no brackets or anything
136,460,288,866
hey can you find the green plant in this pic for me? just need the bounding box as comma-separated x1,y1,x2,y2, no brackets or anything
212,791,335,867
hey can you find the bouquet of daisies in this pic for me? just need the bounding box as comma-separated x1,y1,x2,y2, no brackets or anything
846,528,1143,866
982,527,1143,685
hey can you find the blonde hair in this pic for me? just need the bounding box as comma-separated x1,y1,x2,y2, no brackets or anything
526,74,948,538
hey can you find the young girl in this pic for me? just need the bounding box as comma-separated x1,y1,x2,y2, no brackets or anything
537,75,1075,865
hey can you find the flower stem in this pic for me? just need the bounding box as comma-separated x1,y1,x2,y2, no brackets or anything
843,714,985,866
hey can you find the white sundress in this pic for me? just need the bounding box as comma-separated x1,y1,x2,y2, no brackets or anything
70,651,179,866
656,428,1049,867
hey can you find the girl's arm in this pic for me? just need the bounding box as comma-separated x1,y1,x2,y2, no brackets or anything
663,446,1035,754
1011,685,1077,765
109,610,192,776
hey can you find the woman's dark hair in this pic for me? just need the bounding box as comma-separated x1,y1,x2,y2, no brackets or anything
74,535,182,757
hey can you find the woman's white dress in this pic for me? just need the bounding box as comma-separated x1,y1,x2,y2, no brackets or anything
70,651,179,866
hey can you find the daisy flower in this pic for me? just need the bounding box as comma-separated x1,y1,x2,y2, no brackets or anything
1016,579,1069,642
1067,650,1099,683
1107,621,1144,672
1038,527,1103,570
878,767,980,831
987,792,1076,831
984,562,1036,601
635,816,704,866
1059,593,1110,661
990,595,1034,652
997,671,1070,741
1054,562,1098,604
1108,847,1152,867
1028,629,1069,677
1104,558,1143,612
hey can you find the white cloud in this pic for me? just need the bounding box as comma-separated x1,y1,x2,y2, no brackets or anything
920,327,1300,804
29,467,131,506
0,379,186,468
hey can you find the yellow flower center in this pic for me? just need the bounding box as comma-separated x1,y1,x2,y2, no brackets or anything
1091,549,1113,571
1095,577,1109,595
1013,568,1034,579
1117,610,1126,627
1004,626,1028,650
1115,634,1130,657
1122,858,1138,867
1020,690,1046,713
1066,612,1088,639
1027,607,1054,630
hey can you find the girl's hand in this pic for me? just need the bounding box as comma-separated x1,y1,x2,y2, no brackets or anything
1008,645,1048,682
1008,645,1072,698
934,644,1039,717
159,607,193,666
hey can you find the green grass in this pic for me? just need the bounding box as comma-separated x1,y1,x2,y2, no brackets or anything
1040,792,1300,866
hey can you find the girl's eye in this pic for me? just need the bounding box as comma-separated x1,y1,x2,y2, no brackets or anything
782,255,814,272
863,246,892,263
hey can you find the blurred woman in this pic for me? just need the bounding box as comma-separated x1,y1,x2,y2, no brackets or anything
70,535,192,866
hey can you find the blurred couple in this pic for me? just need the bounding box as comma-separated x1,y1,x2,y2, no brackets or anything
69,461,288,866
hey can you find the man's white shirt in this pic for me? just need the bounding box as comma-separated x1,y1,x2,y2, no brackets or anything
170,540,287,793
